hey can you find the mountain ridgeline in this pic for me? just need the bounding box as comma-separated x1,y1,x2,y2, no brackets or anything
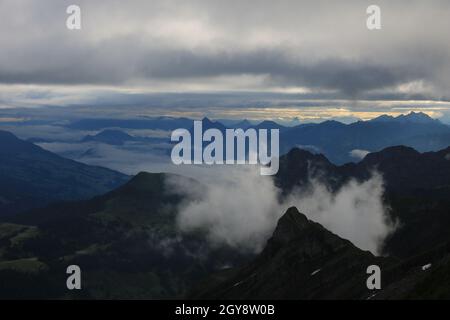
274,112,450,164
58,111,450,165
0,130,129,216
178,112,450,164
275,146,450,258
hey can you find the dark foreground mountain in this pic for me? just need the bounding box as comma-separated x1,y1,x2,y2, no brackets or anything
192,207,389,299
192,207,450,300
0,172,250,299
0,130,129,216
276,145,450,194
276,146,450,259
1,142,450,299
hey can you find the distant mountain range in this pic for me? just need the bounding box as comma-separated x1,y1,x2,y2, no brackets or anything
0,130,130,215
175,111,450,164
370,112,440,124
276,112,450,164
17,112,447,166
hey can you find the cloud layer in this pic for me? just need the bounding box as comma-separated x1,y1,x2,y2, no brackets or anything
1,0,450,100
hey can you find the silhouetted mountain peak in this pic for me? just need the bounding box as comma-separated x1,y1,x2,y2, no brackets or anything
129,171,164,183
257,120,277,126
239,119,251,125
194,206,377,299
82,129,135,145
269,206,352,250
96,129,132,139
254,120,285,130
271,207,310,244
275,148,338,192
0,130,42,155
185,117,227,134
233,119,252,129
0,129,17,141
370,114,396,122
198,117,227,130
0,129,129,215
318,120,346,127
361,145,420,164
280,148,333,170
285,147,328,161
370,112,437,124
396,111,436,124
200,117,217,125
201,116,212,122
114,172,166,195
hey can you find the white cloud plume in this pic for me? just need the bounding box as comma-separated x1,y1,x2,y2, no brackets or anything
284,173,396,255
167,166,281,253
167,165,396,255
350,149,370,160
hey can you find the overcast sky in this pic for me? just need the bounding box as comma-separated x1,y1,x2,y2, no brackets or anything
1,0,450,121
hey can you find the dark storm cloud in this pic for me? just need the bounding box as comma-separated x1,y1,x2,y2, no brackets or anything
0,39,432,96
138,49,429,96
0,0,450,99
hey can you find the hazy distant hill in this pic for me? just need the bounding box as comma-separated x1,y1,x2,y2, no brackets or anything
0,130,129,215
81,129,136,145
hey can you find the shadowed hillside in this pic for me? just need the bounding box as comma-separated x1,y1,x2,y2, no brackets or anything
0,130,129,215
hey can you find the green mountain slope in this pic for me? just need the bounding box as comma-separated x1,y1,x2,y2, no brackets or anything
0,172,250,299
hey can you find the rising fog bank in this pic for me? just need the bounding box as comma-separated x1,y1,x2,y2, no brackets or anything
166,166,396,255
